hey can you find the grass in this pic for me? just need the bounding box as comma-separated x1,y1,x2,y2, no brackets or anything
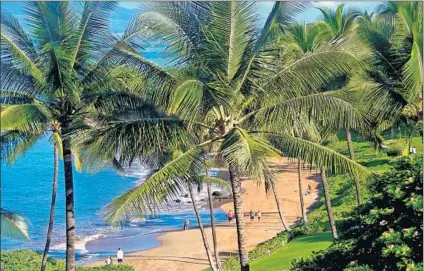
251,232,333,271
306,128,422,232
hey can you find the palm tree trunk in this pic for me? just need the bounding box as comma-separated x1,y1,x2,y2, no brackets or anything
187,182,217,271
62,139,76,271
207,182,223,271
228,163,249,271
346,128,362,205
297,159,308,227
41,144,59,271
271,182,290,231
320,169,338,241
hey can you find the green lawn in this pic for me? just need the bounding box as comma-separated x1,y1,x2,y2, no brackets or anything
251,233,333,271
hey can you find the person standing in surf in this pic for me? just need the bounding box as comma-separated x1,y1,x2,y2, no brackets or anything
184,218,190,230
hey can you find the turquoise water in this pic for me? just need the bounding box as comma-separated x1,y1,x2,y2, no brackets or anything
1,136,227,262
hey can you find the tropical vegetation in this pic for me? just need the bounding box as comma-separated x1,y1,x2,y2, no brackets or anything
1,1,422,271
0,250,134,271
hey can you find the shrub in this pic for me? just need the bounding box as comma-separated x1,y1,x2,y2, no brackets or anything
202,230,296,271
290,241,355,271
290,157,423,271
0,250,134,271
385,147,402,157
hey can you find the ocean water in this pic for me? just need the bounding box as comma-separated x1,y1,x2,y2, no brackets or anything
1,136,228,263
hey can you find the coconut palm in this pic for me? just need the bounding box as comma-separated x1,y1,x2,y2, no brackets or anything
189,173,230,271
82,2,373,270
0,208,30,240
319,168,338,240
316,4,361,41
1,72,63,271
314,4,367,205
297,158,309,227
206,181,223,270
1,3,186,270
354,1,423,139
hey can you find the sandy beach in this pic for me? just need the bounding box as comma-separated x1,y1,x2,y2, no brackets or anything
85,157,320,271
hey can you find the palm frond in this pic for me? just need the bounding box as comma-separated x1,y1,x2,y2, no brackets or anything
402,37,423,105
253,38,369,96
105,144,209,224
70,2,117,68
219,127,279,179
265,132,371,177
1,104,50,134
0,11,42,82
78,109,191,163
255,1,309,51
1,130,40,165
0,208,30,240
249,92,366,133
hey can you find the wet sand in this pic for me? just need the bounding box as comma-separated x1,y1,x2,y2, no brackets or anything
85,157,321,271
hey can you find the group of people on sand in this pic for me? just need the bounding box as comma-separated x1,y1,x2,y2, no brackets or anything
226,209,262,223
249,210,262,223
104,248,124,265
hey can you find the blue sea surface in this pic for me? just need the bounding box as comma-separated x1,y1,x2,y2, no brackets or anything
1,136,227,263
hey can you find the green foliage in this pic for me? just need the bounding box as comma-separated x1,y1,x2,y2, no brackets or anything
0,209,29,240
202,231,294,271
385,147,402,157
290,156,423,270
306,128,422,234
0,250,134,271
251,233,333,271
290,241,355,271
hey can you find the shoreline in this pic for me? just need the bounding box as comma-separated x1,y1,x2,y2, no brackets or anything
84,157,321,271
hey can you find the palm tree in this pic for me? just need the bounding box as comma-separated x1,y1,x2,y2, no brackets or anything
84,2,372,270
205,167,225,271
0,208,30,240
270,181,291,231
187,180,217,271
0,83,62,271
353,1,423,140
297,159,308,227
1,3,178,270
40,142,59,271
319,169,338,240
315,4,365,205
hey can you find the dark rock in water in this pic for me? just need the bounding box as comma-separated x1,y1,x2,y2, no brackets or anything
175,199,181,203
187,201,192,203
183,194,189,198
200,199,205,201
212,191,223,196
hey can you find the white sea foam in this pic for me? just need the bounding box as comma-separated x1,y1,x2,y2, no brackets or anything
113,228,163,240
51,234,104,253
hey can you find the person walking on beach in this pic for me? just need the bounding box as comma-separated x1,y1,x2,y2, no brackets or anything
117,248,124,264
257,210,262,222
227,210,233,223
183,218,190,230
305,184,312,195
250,210,255,223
